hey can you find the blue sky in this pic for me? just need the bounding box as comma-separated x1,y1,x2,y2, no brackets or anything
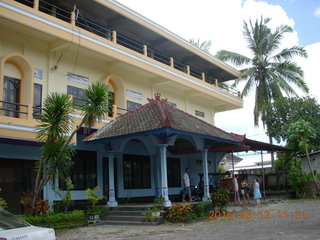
265,0,320,46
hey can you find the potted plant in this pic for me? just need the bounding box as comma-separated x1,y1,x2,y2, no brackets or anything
150,196,164,217
150,205,161,217
85,187,103,223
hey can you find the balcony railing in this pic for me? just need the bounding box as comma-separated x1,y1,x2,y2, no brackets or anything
12,0,240,98
0,99,122,122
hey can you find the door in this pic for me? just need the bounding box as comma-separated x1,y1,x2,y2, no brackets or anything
0,159,36,214
3,76,20,117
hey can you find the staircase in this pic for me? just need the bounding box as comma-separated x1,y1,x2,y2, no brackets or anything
101,205,162,225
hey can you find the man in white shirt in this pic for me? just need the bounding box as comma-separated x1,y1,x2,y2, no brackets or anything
182,168,192,202
233,175,242,205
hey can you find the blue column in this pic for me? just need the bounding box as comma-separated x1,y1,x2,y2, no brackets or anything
202,149,210,201
152,154,161,201
107,152,118,207
159,144,171,207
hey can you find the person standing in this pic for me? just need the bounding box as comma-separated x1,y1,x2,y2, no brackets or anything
241,179,251,205
233,175,242,205
253,178,262,207
182,168,192,202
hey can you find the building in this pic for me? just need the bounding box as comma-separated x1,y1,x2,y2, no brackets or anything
219,153,242,171
0,0,243,212
301,151,320,174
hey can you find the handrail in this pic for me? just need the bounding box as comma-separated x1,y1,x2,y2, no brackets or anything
117,33,144,54
0,100,28,107
39,0,71,23
13,0,241,98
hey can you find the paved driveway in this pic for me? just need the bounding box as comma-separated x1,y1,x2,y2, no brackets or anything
57,199,320,240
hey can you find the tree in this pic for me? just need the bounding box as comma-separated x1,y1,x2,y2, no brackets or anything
32,83,110,211
189,38,212,53
263,96,320,149
287,120,319,193
216,17,308,126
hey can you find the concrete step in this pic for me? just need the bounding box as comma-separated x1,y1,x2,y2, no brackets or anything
107,210,147,216
98,220,161,226
109,206,151,211
103,215,145,222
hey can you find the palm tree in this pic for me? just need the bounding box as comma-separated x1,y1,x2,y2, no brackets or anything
189,38,212,53
216,17,308,126
32,83,110,210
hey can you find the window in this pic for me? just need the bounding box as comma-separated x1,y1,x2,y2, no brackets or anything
33,84,42,116
123,154,150,189
195,110,205,118
60,150,97,190
167,158,181,187
108,91,114,117
2,76,20,117
67,85,86,107
127,100,142,112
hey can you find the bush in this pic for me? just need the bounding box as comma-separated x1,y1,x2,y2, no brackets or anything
144,211,156,222
34,199,49,216
87,206,108,216
193,201,212,219
0,198,7,209
20,210,87,229
211,188,230,211
166,204,193,223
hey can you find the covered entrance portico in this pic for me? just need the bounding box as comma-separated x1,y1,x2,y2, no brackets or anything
85,94,243,207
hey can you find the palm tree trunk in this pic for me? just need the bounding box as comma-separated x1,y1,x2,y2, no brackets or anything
304,142,319,192
55,119,85,162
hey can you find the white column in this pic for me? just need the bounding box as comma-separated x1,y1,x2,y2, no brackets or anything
202,149,210,201
107,152,118,207
159,144,171,207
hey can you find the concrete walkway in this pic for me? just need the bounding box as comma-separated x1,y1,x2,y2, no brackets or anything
57,199,320,240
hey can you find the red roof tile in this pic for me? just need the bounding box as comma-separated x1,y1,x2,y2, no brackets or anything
84,94,240,143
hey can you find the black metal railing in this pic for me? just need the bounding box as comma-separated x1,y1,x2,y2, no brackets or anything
190,67,202,79
14,0,240,97
76,14,112,40
14,0,33,8
0,100,28,118
117,33,144,54
174,60,187,73
147,48,170,66
39,0,71,23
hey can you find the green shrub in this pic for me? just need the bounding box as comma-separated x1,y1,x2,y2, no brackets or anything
87,206,108,216
144,211,156,222
85,187,102,206
166,204,193,223
20,210,87,229
193,201,212,219
0,198,8,209
53,178,75,213
211,188,230,211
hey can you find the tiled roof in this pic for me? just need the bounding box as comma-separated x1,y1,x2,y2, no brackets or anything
84,94,239,143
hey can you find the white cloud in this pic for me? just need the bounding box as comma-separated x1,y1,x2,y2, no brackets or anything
315,7,320,17
117,0,320,147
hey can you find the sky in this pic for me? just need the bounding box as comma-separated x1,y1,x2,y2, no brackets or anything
116,0,320,161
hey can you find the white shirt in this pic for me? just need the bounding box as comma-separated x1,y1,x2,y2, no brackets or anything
183,173,190,187
233,178,239,191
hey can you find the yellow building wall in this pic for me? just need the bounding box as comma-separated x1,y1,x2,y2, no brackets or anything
0,12,237,142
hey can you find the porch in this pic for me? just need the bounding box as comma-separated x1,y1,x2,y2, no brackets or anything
84,93,243,207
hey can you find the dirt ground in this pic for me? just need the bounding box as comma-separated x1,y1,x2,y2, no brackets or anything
57,199,320,240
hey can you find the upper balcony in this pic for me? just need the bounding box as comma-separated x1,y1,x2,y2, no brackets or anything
1,0,242,106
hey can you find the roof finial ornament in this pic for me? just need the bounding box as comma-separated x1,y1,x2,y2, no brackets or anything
155,93,161,100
